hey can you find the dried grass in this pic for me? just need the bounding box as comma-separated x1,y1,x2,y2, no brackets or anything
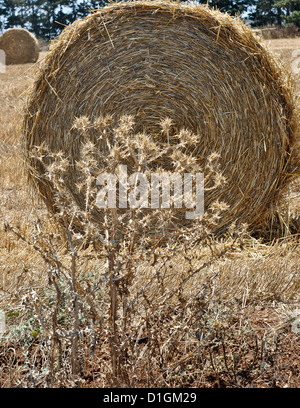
1,218,299,387
0,28,39,65
23,1,299,236
1,25,299,387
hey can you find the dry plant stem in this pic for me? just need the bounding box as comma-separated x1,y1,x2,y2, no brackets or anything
6,224,102,324
119,242,231,357
109,255,118,379
49,274,63,378
31,295,51,336
149,245,230,313
124,254,172,319
67,230,80,377
105,210,119,379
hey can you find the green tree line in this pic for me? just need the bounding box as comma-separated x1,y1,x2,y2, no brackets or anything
0,0,299,40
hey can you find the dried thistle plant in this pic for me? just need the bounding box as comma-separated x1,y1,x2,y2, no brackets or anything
4,114,298,389
5,115,239,385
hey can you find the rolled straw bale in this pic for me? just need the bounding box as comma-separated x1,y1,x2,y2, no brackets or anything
0,28,39,65
22,1,299,236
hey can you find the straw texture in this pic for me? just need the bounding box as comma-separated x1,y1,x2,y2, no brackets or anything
0,28,39,65
22,1,299,235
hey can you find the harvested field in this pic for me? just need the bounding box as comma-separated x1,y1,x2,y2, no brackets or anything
0,5,299,389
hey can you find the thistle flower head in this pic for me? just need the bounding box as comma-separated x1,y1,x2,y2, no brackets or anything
93,115,113,131
72,116,90,131
160,117,173,135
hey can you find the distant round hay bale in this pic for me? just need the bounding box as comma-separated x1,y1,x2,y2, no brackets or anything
0,28,39,64
22,1,299,236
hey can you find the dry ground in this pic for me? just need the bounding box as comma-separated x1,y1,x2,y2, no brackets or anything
0,38,299,388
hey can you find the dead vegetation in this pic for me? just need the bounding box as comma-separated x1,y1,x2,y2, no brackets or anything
0,19,299,389
254,25,299,40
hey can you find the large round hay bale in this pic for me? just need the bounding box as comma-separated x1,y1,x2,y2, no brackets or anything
22,1,299,237
0,28,39,64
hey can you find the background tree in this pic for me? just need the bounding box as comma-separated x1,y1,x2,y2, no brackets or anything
0,1,298,40
1,0,27,28
249,0,279,26
203,0,250,15
274,0,300,26
0,0,109,38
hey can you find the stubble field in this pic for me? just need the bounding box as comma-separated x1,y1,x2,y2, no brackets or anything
0,37,299,388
